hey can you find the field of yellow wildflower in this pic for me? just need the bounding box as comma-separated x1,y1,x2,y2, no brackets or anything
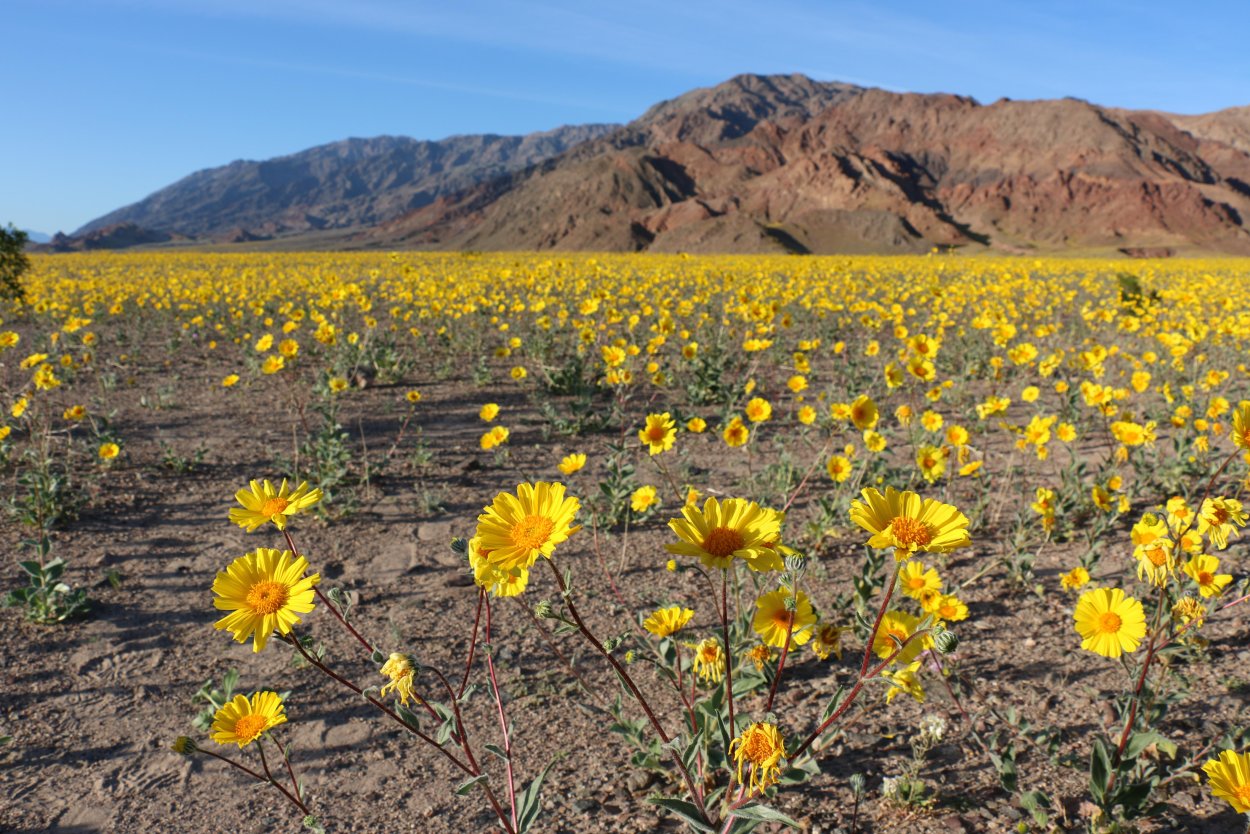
2,251,1249,833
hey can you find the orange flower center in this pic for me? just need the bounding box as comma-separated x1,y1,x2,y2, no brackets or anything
260,496,290,517
885,626,909,644
703,526,745,558
246,581,290,614
1097,612,1123,634
890,516,935,548
739,728,780,767
1198,571,1214,585
646,426,668,443
771,609,794,630
233,713,270,743
1210,507,1229,524
1145,546,1169,567
939,603,958,619
906,576,927,589
1234,783,1250,805
510,514,555,550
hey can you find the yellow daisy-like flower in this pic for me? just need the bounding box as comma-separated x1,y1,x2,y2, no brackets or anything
686,416,707,433
1203,749,1250,813
752,589,816,648
261,355,285,375
405,389,422,404
692,637,725,683
475,482,580,572
328,376,349,393
826,454,852,483
729,722,786,795
642,606,694,637
1073,588,1147,658
480,403,500,422
221,374,240,387
212,548,321,652
1232,402,1250,451
883,661,925,704
379,653,419,706
850,394,879,430
638,412,677,455
1184,554,1232,598
557,453,587,475
899,560,941,600
98,442,120,460
722,417,749,448
1060,566,1090,591
744,643,775,670
666,497,783,571
1199,497,1246,550
850,487,971,562
744,397,773,423
810,623,847,661
211,691,287,747
631,484,659,513
872,610,923,664
467,536,529,597
229,479,323,532
932,594,968,623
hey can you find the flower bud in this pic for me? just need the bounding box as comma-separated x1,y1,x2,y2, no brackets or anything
784,552,807,578
449,537,468,556
933,629,959,654
171,736,199,756
533,600,556,620
849,772,866,797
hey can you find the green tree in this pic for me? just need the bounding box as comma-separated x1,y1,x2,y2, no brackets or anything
0,224,31,302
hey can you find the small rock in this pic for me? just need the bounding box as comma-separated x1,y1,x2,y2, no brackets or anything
573,798,598,813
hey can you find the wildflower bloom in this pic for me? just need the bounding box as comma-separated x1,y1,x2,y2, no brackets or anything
752,589,816,648
467,536,528,597
850,487,971,562
826,454,852,482
557,453,587,475
479,403,500,422
328,376,349,393
1073,588,1146,658
692,638,725,683
379,653,419,705
1232,402,1250,451
1184,554,1232,598
229,479,323,532
686,416,706,433
631,485,659,513
475,482,580,572
1199,497,1246,550
1172,596,1206,628
211,691,287,748
849,395,879,430
730,722,786,795
744,397,773,423
221,374,240,387
932,594,969,623
666,497,783,572
900,561,941,600
212,548,320,652
405,390,422,404
638,412,677,455
98,442,120,460
810,623,846,661
872,610,923,664
1060,566,1090,591
884,661,925,704
722,417,749,447
642,606,694,637
1203,750,1250,812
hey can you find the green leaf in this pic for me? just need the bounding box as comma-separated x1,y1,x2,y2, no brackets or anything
1124,731,1176,761
731,804,801,827
515,760,556,834
646,798,714,832
484,743,509,761
17,561,43,578
454,774,488,795
1089,737,1111,806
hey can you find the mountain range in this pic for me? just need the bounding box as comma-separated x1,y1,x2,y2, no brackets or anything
57,74,1250,255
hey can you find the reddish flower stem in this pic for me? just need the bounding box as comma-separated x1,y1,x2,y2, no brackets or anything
765,610,794,713
459,589,484,698
282,528,375,655
485,595,520,832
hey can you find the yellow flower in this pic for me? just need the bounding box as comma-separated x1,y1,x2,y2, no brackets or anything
1184,554,1232,598
692,637,725,683
558,453,586,475
631,485,659,513
1073,588,1146,658
254,333,273,352
850,487,971,562
686,416,706,433
666,497,783,572
745,643,775,670
899,560,941,599
863,430,887,452
787,375,807,393
744,397,773,423
380,653,419,705
932,594,968,623
1232,402,1250,451
229,479,323,532
796,405,816,425
212,548,320,652
915,444,948,483
1202,749,1250,813
0,331,18,350
221,374,239,387
20,352,48,369
62,405,86,421
945,425,969,446
475,482,581,572
883,660,926,704
810,623,847,661
872,610,923,664
510,365,527,381
405,389,423,404
479,403,500,422
328,376,349,393
98,442,120,460
642,606,694,637
1199,497,1246,550
467,536,529,597
639,412,677,455
850,395,879,430
211,691,287,747
1172,596,1206,628
665,559,678,572
11,397,28,418
752,589,816,648
261,355,285,374
722,417,749,447
826,454,852,483
729,722,786,795
1060,566,1090,591
278,338,299,358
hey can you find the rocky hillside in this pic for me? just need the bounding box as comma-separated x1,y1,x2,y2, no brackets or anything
74,125,617,240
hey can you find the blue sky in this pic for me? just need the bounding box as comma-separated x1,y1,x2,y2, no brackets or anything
5,0,1248,234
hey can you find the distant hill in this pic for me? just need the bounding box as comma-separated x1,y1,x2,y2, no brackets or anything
67,74,1250,255
73,125,618,240
21,230,51,244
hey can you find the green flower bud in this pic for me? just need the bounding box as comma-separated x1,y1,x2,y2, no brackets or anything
933,629,959,654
